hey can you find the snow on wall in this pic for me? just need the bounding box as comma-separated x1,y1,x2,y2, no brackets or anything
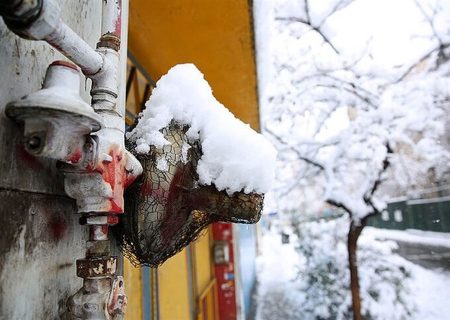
128,64,277,195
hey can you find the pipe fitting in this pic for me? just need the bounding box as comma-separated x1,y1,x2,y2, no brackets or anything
66,278,112,320
0,0,43,35
62,148,142,214
66,277,126,320
97,34,121,52
90,48,120,114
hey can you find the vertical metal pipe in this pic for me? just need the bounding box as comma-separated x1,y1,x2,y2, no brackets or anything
89,225,109,241
101,0,122,38
142,266,152,320
116,0,128,123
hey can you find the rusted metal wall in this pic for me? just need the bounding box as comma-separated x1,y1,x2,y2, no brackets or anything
0,2,109,319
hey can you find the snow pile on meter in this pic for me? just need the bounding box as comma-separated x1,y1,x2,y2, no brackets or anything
127,63,277,195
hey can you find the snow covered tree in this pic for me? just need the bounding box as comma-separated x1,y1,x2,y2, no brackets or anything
259,0,450,318
291,216,415,320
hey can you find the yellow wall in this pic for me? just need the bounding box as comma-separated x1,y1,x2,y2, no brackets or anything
193,231,217,320
124,259,143,320
193,232,213,294
158,249,191,320
128,0,260,130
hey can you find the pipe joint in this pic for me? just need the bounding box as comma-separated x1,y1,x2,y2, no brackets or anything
90,48,120,114
0,0,42,33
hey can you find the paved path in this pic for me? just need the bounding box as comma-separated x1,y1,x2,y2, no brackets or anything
394,240,450,271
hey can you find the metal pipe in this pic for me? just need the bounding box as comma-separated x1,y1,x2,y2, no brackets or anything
101,0,122,38
45,20,103,75
0,0,103,76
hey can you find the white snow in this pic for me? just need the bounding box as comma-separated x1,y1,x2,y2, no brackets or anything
259,0,450,221
155,157,168,172
409,263,450,320
256,221,450,320
253,0,450,318
361,227,450,320
127,64,277,195
255,230,305,320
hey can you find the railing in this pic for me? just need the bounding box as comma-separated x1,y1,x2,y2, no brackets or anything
125,52,156,125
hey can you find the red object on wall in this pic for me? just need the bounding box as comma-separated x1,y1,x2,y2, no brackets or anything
212,222,237,320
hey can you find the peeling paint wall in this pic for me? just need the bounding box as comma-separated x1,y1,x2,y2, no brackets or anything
0,2,109,319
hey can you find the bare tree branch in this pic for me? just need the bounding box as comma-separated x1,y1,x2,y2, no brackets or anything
304,0,311,24
394,44,449,83
327,198,353,215
316,83,376,107
265,126,326,171
413,0,444,46
275,16,340,54
317,0,355,28
362,143,393,216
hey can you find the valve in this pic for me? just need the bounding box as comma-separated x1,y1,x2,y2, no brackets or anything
5,61,103,164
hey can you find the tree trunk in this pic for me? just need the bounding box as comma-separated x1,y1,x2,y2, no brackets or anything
347,221,364,320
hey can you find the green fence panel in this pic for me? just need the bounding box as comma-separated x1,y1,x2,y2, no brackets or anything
367,199,450,232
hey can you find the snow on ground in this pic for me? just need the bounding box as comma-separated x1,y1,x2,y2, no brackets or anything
360,228,450,320
127,64,277,195
408,261,450,320
256,229,301,290
255,229,304,320
364,227,450,248
256,226,450,320
361,227,450,319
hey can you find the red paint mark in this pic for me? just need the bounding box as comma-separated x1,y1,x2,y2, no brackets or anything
124,171,138,188
49,218,67,240
140,181,166,203
90,225,109,239
159,167,192,243
107,215,119,225
95,147,126,214
50,60,79,71
16,144,43,170
140,181,152,196
109,199,122,213
47,39,63,52
66,149,82,164
85,142,140,215
114,1,122,37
